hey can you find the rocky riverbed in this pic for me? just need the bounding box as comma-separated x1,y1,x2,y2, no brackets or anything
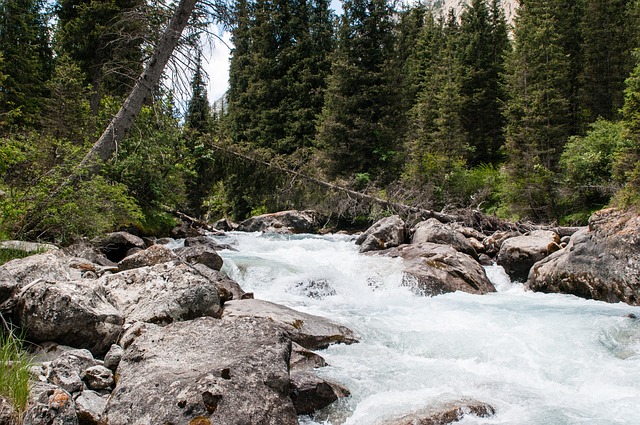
1,208,640,424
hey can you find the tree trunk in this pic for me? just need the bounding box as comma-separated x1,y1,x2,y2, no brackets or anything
78,0,199,170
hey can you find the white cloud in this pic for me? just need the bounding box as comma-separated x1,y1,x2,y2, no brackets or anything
203,29,232,103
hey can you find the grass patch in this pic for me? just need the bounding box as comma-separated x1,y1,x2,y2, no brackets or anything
0,248,34,267
0,326,33,420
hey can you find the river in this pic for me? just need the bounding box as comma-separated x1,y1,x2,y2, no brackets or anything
212,231,640,425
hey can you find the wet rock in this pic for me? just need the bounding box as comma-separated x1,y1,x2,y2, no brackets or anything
378,399,495,425
103,316,298,425
411,219,478,260
184,236,236,252
382,243,496,296
49,350,101,394
291,279,336,299
15,280,123,356
82,366,113,391
92,232,145,263
170,222,204,239
23,388,78,425
222,299,358,349
100,261,222,325
290,343,328,371
496,230,561,282
117,244,176,271
237,210,320,234
74,390,107,425
289,372,350,415
175,245,223,271
356,215,406,253
528,209,640,305
103,344,124,372
212,218,236,232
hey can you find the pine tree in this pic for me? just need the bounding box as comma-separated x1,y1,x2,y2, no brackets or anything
316,0,402,181
578,0,635,126
458,0,509,165
56,0,145,115
185,51,212,134
0,0,52,127
502,0,572,220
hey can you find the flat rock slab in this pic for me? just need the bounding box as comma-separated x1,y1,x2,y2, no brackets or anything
222,299,358,349
104,316,298,425
377,399,495,425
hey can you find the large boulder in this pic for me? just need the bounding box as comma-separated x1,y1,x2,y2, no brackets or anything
527,209,640,305
103,316,299,425
497,230,561,282
222,299,358,349
356,215,406,253
411,219,478,259
289,372,350,416
117,244,176,271
14,280,123,356
190,264,247,302
382,243,496,296
175,245,224,271
237,210,320,233
99,261,222,325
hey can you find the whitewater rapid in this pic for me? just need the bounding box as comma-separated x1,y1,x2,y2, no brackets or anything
213,231,640,425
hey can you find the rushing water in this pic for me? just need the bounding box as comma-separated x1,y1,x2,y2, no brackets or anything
212,231,640,425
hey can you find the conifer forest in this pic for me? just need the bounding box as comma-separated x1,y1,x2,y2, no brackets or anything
1,0,640,242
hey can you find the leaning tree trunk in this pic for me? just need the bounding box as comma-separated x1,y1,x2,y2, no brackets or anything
78,0,199,170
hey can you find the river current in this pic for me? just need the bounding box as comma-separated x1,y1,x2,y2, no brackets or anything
211,231,640,425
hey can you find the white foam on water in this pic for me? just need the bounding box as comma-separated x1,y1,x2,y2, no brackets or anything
215,232,640,425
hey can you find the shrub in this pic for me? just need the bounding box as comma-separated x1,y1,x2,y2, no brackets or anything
0,325,33,420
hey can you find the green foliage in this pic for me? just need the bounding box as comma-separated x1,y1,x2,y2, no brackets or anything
0,326,33,419
559,119,626,216
0,248,36,266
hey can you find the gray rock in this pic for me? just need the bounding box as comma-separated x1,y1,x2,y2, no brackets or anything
175,245,223,271
222,299,358,350
117,244,176,271
356,215,406,253
378,399,495,425
15,280,123,356
0,395,18,425
82,366,114,391
290,342,327,371
103,316,298,425
411,219,478,260
527,209,640,305
382,243,496,296
184,236,235,251
190,264,247,302
170,222,204,238
0,241,58,253
213,218,236,231
49,350,100,394
289,371,349,415
237,210,320,233
62,240,116,268
482,230,519,256
103,344,124,372
23,388,78,425
74,390,107,425
496,230,561,282
92,232,145,263
100,261,222,325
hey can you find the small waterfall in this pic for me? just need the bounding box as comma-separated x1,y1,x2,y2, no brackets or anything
215,232,640,425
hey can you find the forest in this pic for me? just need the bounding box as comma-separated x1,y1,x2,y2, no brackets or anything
1,0,640,243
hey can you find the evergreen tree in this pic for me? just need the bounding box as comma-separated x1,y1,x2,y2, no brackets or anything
458,0,509,165
578,0,635,125
502,0,572,220
0,0,52,127
316,0,402,181
56,0,145,115
185,51,212,134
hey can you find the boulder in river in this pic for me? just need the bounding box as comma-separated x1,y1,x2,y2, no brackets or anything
527,208,640,305
356,215,406,253
100,260,222,325
377,398,495,425
104,316,299,425
222,299,358,349
381,243,496,296
496,230,561,282
410,218,478,259
238,210,320,233
175,244,224,271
